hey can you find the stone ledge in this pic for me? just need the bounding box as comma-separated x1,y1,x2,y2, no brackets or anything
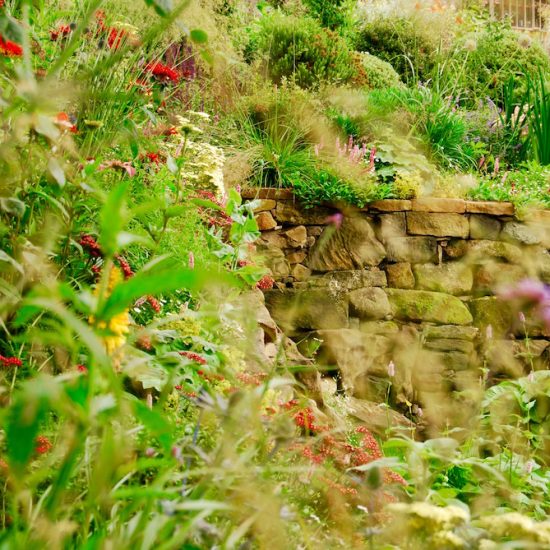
241,187,295,200
369,199,412,212
465,201,514,216
411,198,466,213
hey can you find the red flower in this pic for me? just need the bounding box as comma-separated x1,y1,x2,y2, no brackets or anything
56,112,78,133
35,436,52,455
146,295,161,313
76,364,88,373
0,36,23,57
115,255,134,279
256,275,274,291
50,24,72,41
79,234,102,258
145,62,180,84
145,152,161,164
107,27,126,50
0,356,22,368
179,351,207,365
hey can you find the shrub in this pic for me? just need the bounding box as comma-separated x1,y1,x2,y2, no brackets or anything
247,13,356,88
301,0,351,30
356,52,402,90
354,17,439,83
450,22,550,105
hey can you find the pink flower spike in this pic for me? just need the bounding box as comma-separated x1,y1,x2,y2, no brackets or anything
387,361,395,377
326,212,344,228
188,251,195,269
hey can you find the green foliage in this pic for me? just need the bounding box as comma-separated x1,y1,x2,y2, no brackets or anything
247,13,356,88
527,72,550,166
301,0,351,31
355,17,439,84
356,52,403,91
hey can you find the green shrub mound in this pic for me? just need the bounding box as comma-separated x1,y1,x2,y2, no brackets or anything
452,23,550,104
246,14,356,88
357,52,402,90
354,17,438,83
302,0,349,30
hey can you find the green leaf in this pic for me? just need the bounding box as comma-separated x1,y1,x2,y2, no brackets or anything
190,29,208,45
99,182,129,256
134,401,173,453
144,0,173,16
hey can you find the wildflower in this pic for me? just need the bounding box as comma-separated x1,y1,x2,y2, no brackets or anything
171,446,183,462
145,62,180,84
55,112,78,133
115,255,134,279
528,370,535,382
326,212,344,228
107,27,126,50
524,459,536,474
144,447,155,457
179,351,207,365
463,38,477,52
35,436,53,454
50,24,72,41
256,275,275,291
493,157,500,175
519,311,526,324
145,152,161,164
188,251,195,269
0,356,22,368
98,160,136,177
136,333,153,351
79,234,102,258
76,364,88,373
0,35,23,57
387,360,395,377
486,324,493,340
146,295,161,313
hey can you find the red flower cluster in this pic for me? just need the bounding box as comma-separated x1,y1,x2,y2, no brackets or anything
35,436,52,455
50,24,72,41
256,275,275,291
145,152,161,164
146,295,161,313
179,351,207,365
107,27,126,50
0,35,23,57
76,364,88,373
80,234,102,258
145,62,180,84
56,112,78,133
115,255,134,279
236,371,268,386
0,355,22,368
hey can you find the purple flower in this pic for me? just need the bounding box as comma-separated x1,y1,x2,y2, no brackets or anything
326,212,344,228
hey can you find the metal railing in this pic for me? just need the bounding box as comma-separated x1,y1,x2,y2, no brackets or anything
487,0,548,30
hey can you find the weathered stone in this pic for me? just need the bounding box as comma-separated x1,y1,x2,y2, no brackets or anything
242,187,294,200
306,236,316,247
307,226,324,237
386,289,473,325
423,325,479,341
307,216,386,272
291,264,312,282
411,198,466,213
360,320,400,335
346,396,413,435
474,262,525,293
309,269,387,291
445,240,522,264
259,244,290,279
429,350,473,371
369,199,412,212
349,287,391,320
469,296,514,337
286,251,307,264
386,237,438,264
386,262,415,289
469,215,501,240
465,201,514,216
275,202,333,225
413,262,473,295
256,211,277,231
424,338,475,354
407,212,469,238
264,289,348,332
377,212,407,242
259,230,287,248
501,221,542,245
285,225,307,247
253,199,277,212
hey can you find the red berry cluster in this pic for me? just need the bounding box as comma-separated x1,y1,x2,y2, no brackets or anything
0,355,22,367
35,436,52,455
80,234,102,258
256,275,275,291
179,351,207,365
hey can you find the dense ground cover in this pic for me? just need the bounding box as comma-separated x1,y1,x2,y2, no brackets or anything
0,0,550,548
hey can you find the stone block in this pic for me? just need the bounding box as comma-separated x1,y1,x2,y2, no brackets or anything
286,251,307,264
407,212,469,238
430,350,474,371
258,244,290,279
501,221,542,245
424,338,475,354
377,212,407,242
275,202,333,225
349,287,392,320
259,230,287,249
285,225,307,248
445,240,522,264
386,237,438,264
291,264,312,282
386,289,473,325
264,289,348,332
386,262,415,289
474,262,525,293
465,201,514,216
309,269,387,291
253,199,277,212
469,215,501,240
413,262,473,295
369,199,412,211
241,187,294,200
411,198,466,213
360,320,400,335
469,296,514,337
307,216,386,272
256,211,277,231
423,325,479,341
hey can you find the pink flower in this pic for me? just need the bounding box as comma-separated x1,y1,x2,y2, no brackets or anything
188,252,195,269
387,361,395,377
519,311,526,323
486,325,493,339
326,212,344,228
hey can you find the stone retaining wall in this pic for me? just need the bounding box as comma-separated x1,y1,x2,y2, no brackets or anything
243,188,550,425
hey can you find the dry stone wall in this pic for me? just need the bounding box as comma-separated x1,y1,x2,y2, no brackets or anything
243,188,550,424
